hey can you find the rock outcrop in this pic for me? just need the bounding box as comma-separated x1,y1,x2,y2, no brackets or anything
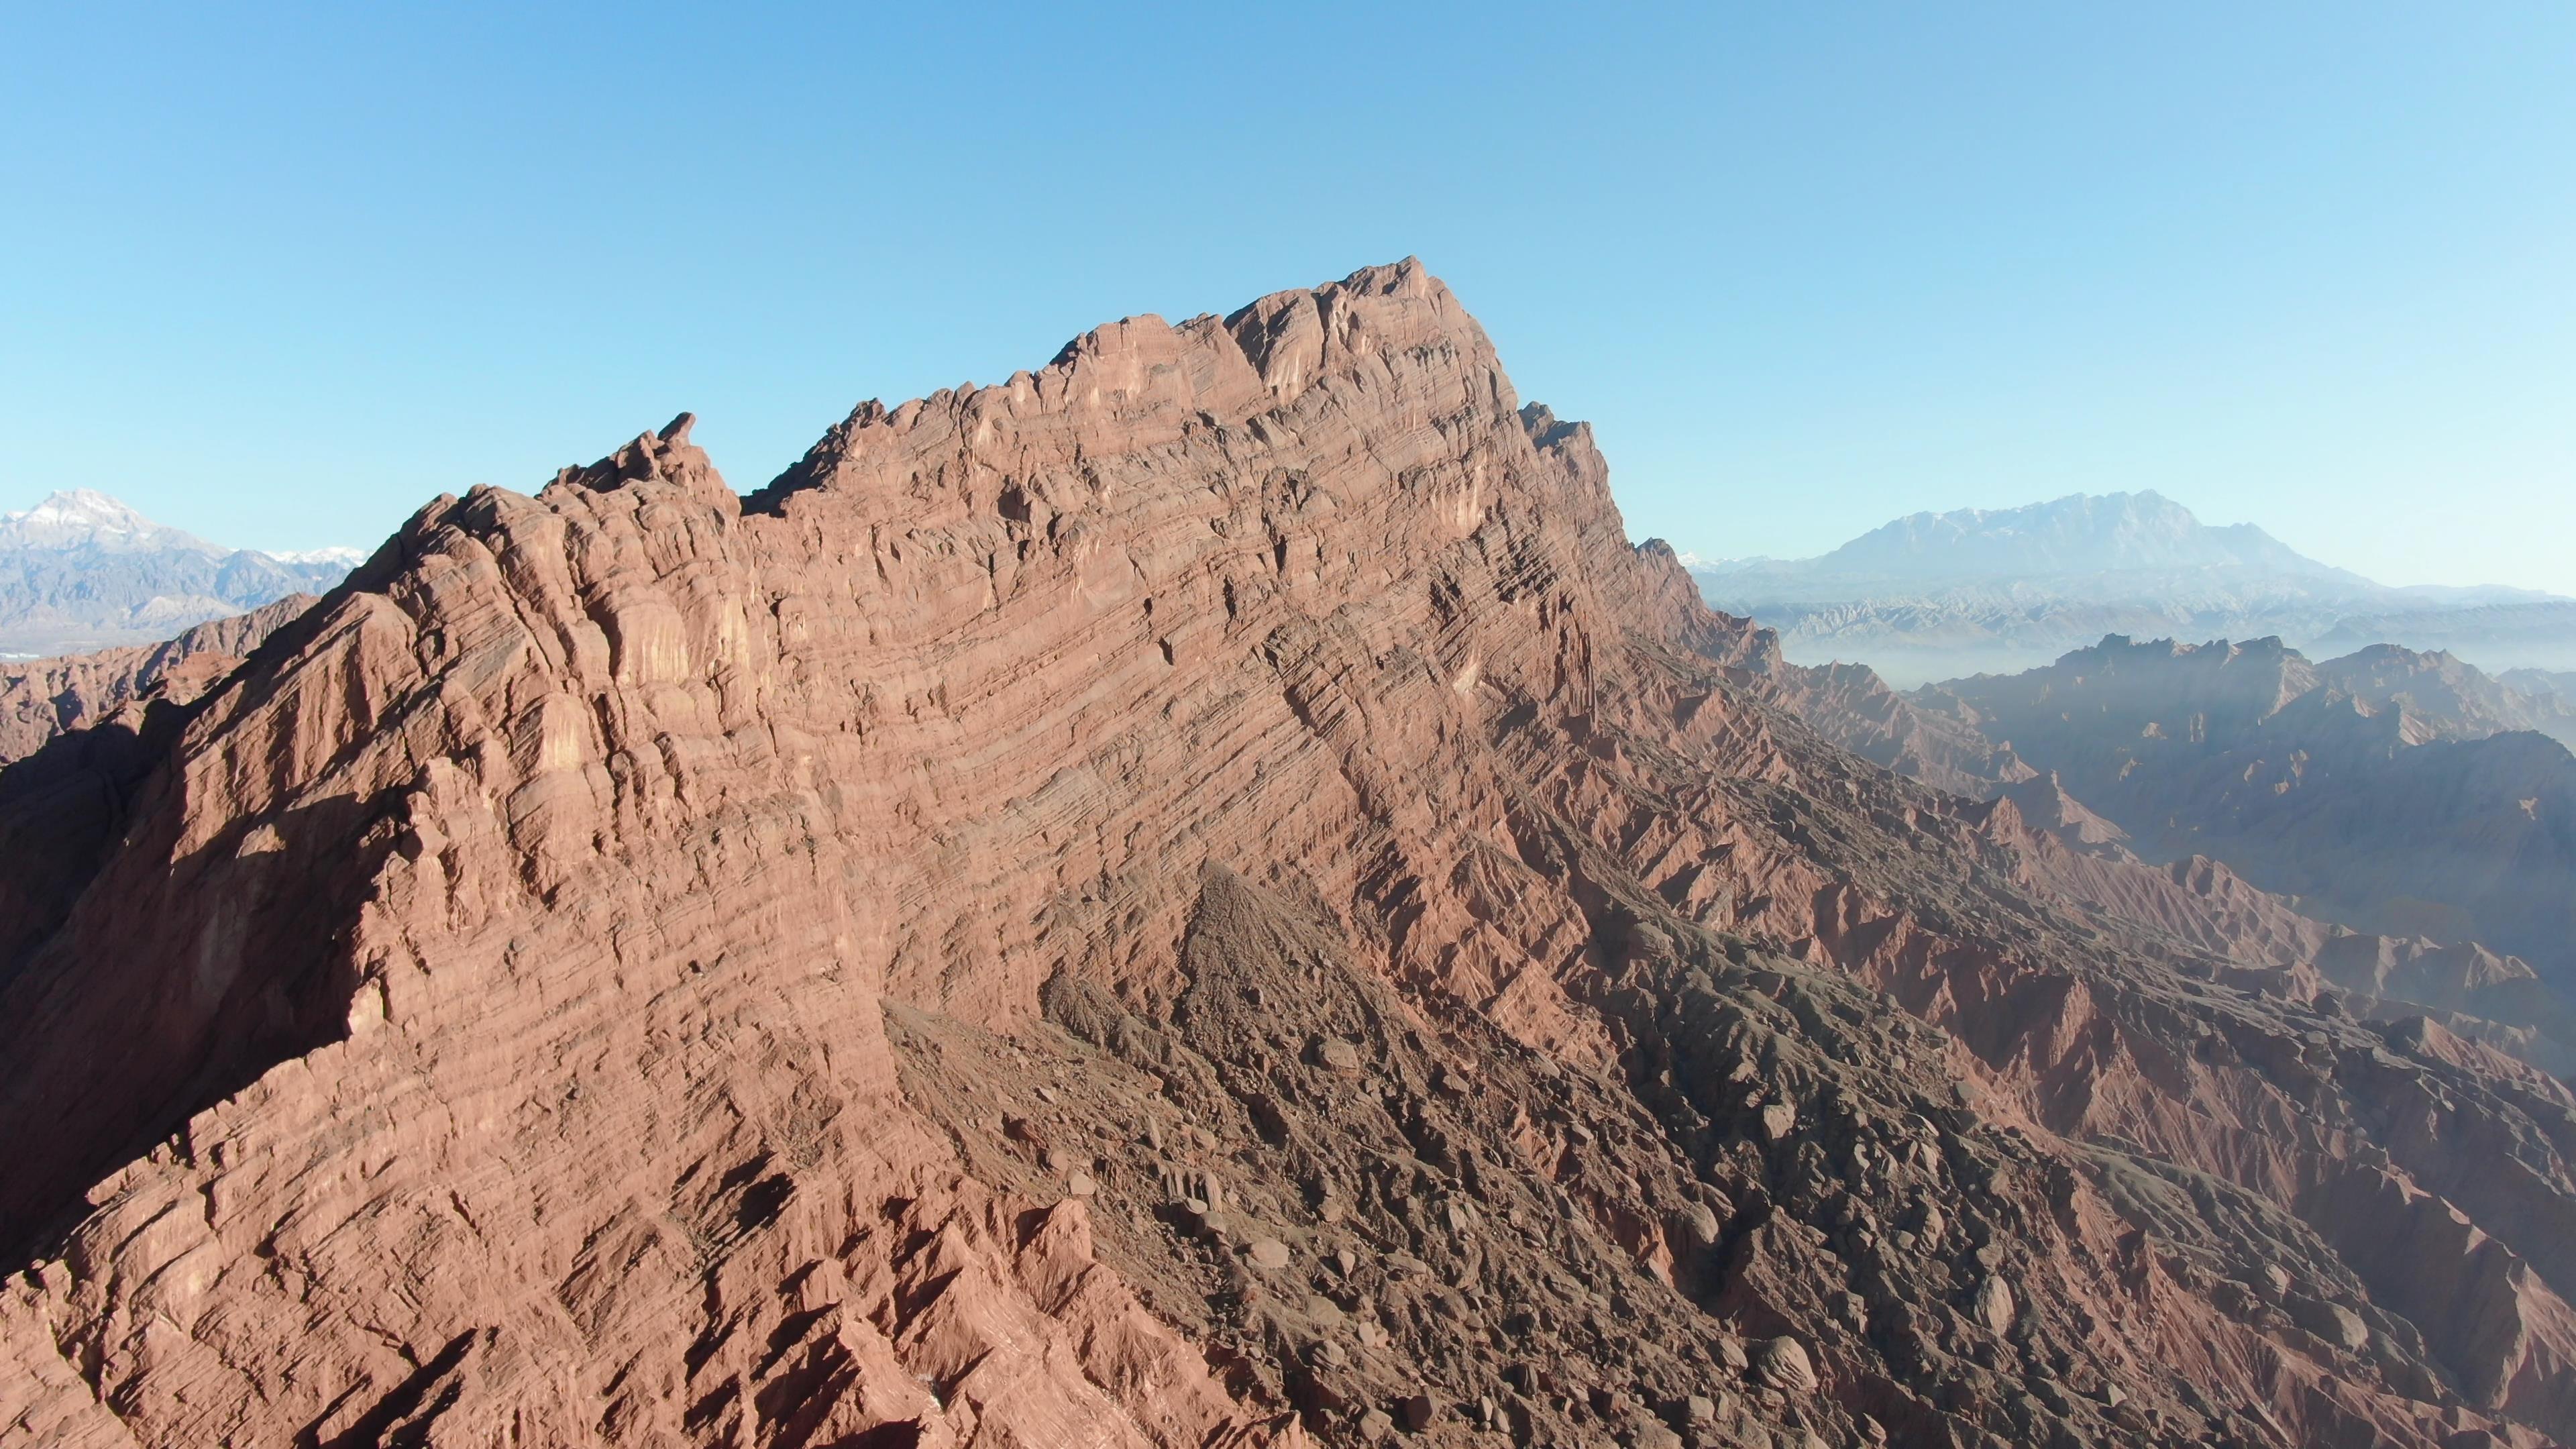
3,263,2574,1448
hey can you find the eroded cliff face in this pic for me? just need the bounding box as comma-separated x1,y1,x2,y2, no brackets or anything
3,263,2573,1448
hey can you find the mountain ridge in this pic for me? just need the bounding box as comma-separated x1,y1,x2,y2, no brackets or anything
1907,635,2576,987
1695,492,2574,683
1709,490,2362,588
0,594,321,763
5,263,2575,1448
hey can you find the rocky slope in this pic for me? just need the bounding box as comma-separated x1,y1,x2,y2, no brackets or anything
0,490,352,657
1786,650,2576,1070
1690,493,2572,684
2504,668,2576,709
2313,646,2576,749
3,264,2575,1448
0,594,319,764
1914,637,2576,991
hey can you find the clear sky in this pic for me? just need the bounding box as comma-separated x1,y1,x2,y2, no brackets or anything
5,5,2571,590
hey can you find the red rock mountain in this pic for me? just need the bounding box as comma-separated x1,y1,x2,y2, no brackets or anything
3,263,2575,1448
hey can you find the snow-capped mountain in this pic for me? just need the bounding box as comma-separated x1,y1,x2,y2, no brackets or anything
1,491,357,656
0,489,230,555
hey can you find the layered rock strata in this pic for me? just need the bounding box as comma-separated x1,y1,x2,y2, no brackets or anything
2,263,2573,1448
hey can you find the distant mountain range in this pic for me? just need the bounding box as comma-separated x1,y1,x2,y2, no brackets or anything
1777,631,2576,1069
0,490,358,657
1692,490,2575,683
2506,666,2576,705
1915,637,2576,983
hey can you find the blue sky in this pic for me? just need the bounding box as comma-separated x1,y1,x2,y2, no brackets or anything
5,5,2571,590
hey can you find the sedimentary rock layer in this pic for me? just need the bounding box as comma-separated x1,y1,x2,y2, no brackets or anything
2,264,2572,1448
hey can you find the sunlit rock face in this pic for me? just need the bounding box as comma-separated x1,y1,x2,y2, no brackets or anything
3,262,2573,1448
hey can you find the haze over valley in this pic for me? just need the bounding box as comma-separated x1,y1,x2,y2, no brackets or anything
1690,490,2576,685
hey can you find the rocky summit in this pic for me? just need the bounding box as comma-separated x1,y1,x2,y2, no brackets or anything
3,262,2574,1448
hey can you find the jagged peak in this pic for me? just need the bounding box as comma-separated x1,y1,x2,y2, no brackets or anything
544,411,728,502
0,488,225,555
1519,402,1585,451
9,258,2576,1449
748,259,1505,518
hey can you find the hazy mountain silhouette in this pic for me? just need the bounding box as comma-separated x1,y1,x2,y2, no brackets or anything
1694,490,2571,683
